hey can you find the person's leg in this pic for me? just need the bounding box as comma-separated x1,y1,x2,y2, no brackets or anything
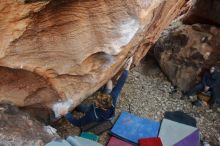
76,104,93,113
110,70,128,106
186,83,204,96
209,87,219,107
65,110,98,128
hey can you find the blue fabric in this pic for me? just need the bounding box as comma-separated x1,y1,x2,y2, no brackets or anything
216,98,220,105
110,112,160,145
202,71,220,88
187,83,204,96
65,70,128,127
110,70,128,106
76,104,93,113
65,109,98,128
188,83,220,105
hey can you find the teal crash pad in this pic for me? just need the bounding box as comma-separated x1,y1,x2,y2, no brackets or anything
66,136,103,146
45,139,72,146
80,132,99,142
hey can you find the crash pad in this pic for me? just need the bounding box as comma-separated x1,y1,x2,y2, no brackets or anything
80,132,99,141
174,129,200,146
159,119,199,146
138,138,163,146
110,112,160,144
66,136,103,146
164,111,196,127
81,120,113,135
107,136,134,146
45,139,72,146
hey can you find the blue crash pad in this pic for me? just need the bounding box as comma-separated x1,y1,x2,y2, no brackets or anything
110,112,160,144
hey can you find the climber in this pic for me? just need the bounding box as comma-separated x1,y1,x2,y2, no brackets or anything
185,65,220,108
59,57,133,127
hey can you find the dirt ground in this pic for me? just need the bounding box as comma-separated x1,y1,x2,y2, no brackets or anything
53,56,220,146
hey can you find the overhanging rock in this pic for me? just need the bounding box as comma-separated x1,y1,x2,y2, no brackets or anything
0,0,188,111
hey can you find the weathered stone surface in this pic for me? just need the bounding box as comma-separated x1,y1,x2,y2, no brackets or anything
0,0,186,108
0,104,58,146
154,22,220,91
183,0,220,27
0,0,187,110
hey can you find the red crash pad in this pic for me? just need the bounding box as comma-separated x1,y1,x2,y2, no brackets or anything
139,138,163,146
107,137,134,146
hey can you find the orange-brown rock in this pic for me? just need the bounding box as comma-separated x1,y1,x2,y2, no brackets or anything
0,0,187,111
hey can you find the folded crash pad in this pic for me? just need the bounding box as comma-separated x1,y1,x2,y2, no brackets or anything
174,129,200,146
66,136,103,146
159,119,199,146
45,139,72,146
138,138,163,146
80,132,99,141
110,112,160,144
81,120,113,135
164,111,196,127
107,136,134,146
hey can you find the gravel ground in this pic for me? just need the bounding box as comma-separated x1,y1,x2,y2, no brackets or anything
54,56,220,146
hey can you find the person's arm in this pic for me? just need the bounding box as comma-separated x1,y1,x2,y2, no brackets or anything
65,111,97,127
104,80,113,94
110,70,129,106
64,112,80,126
110,57,133,106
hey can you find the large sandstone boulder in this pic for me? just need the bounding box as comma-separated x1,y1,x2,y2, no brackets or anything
154,0,220,91
0,104,59,146
154,22,220,91
0,0,187,111
183,0,220,26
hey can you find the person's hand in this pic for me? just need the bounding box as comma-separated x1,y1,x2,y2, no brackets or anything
204,86,210,92
59,107,68,116
106,80,113,94
125,57,133,70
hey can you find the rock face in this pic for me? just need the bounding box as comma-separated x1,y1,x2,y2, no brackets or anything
154,22,220,91
0,104,58,146
0,0,187,110
154,0,220,91
183,0,220,27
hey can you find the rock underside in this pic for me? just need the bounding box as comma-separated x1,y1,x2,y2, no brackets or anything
0,103,59,146
0,0,187,110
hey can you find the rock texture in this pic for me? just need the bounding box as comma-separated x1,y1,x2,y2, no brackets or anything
0,103,59,146
154,22,220,91
0,0,187,110
183,0,220,27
